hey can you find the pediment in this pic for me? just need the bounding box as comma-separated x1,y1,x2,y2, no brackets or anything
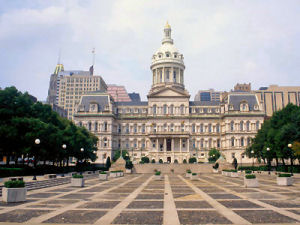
148,87,190,98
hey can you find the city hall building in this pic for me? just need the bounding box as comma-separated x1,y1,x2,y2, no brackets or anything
73,23,265,164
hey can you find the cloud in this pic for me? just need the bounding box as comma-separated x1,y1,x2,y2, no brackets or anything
0,0,300,101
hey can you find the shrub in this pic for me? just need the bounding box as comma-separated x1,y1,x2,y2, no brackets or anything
125,161,133,169
192,173,197,175
213,163,219,169
278,173,291,177
99,171,107,174
174,159,178,164
4,180,25,188
151,159,156,163
106,157,111,169
72,174,83,178
159,159,163,164
231,169,237,172
186,169,191,173
183,159,187,164
245,170,252,174
141,156,150,164
155,171,161,176
245,174,256,179
188,157,197,164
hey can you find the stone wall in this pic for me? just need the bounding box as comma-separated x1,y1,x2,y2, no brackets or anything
133,163,214,174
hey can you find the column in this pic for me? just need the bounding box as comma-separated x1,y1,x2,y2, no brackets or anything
171,138,174,151
156,138,159,152
180,138,182,152
164,138,167,152
187,138,190,152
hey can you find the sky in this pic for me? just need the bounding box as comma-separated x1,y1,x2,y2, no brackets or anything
0,0,300,101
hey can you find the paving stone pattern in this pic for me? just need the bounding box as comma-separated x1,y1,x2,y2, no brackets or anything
0,173,299,224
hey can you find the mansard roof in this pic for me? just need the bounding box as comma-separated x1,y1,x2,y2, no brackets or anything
228,94,258,111
190,101,220,106
115,101,148,106
80,95,109,112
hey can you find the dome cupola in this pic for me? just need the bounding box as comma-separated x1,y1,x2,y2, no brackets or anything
150,22,185,91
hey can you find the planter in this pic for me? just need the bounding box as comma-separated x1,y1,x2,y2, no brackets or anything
71,178,84,187
99,174,108,181
277,177,293,186
244,178,259,188
213,169,218,174
186,173,192,178
110,172,117,178
190,174,198,180
231,172,239,178
2,187,27,203
126,169,132,174
154,175,162,180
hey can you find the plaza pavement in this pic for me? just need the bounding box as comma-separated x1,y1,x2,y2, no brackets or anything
0,173,299,225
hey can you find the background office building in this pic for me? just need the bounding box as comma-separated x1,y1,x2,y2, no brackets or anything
194,89,222,102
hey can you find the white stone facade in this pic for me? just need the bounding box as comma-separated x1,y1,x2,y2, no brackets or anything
73,23,265,164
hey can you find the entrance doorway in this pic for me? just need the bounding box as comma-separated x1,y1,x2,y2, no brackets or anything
167,139,171,151
167,157,171,163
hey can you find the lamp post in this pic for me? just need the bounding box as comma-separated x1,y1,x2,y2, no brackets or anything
80,148,84,175
251,150,254,167
61,144,67,177
266,147,270,175
288,143,293,176
33,138,40,180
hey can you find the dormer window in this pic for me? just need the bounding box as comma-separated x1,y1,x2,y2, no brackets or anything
174,54,177,58
89,103,98,112
158,54,162,58
240,101,249,112
166,53,170,57
229,105,234,110
254,104,259,110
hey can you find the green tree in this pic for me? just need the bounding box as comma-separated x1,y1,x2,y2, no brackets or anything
106,157,111,169
208,148,221,162
189,157,197,164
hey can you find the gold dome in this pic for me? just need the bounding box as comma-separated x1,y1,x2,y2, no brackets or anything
165,21,171,29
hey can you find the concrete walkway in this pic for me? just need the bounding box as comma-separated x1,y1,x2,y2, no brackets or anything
0,173,299,224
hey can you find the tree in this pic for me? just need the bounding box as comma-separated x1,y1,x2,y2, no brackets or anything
125,160,133,169
106,157,111,169
159,159,163,164
113,150,129,162
151,159,156,163
141,156,150,163
189,157,197,164
183,159,187,164
208,148,221,162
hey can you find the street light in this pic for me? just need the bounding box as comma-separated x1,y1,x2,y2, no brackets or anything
288,144,293,176
33,138,40,180
266,147,271,175
251,150,254,167
61,144,67,177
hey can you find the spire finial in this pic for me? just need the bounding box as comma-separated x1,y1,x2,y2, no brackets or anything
57,48,62,64
165,21,171,29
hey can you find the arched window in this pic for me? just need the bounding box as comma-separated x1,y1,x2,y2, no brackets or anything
173,71,176,82
200,124,203,133
231,137,235,147
217,139,220,148
133,139,137,148
230,121,234,131
164,123,167,131
180,105,184,115
104,122,108,131
134,124,137,133
247,137,251,146
153,124,157,133
163,104,167,114
126,124,129,133
181,123,184,132
160,70,162,82
192,124,195,133
141,139,145,148
170,123,174,132
246,121,250,131
208,139,212,148
192,139,196,148
88,122,92,131
125,139,129,148
256,121,260,130
169,105,174,114
241,137,244,146
142,124,145,133
240,121,244,131
153,105,157,115
103,138,108,147
216,123,220,133
79,122,82,127
200,139,204,148
208,124,212,133
166,69,170,81
95,122,98,131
